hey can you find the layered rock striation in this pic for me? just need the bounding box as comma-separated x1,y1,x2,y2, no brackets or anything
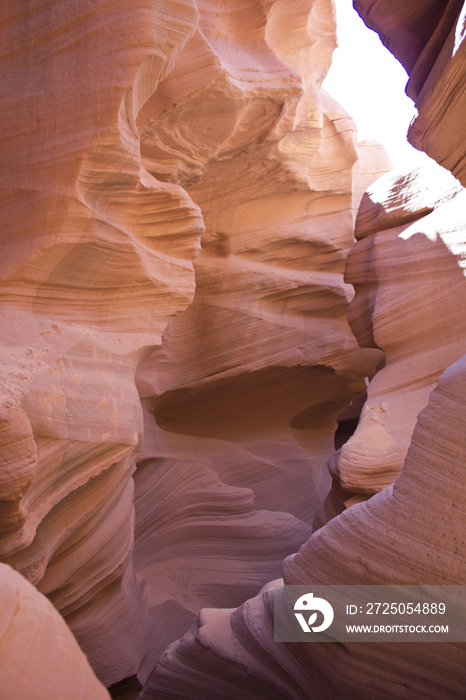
146,354,466,700
0,0,209,685
334,159,466,496
133,0,387,681
3,0,466,698
141,1,466,698
0,0,387,691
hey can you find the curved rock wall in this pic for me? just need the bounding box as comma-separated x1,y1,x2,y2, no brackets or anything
3,0,466,698
0,0,203,686
145,350,466,700
0,0,387,692
335,159,466,495
0,563,111,699
133,0,386,682
122,0,466,690
139,1,466,698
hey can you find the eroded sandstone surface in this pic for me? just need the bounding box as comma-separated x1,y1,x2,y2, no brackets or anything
140,1,466,698
0,0,383,691
0,562,110,699
2,0,466,699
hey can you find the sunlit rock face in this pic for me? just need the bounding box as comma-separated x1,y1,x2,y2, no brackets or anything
132,0,386,680
334,158,466,496
143,168,466,697
142,189,466,697
355,0,466,187
0,563,110,700
6,0,466,696
0,0,389,691
140,1,466,691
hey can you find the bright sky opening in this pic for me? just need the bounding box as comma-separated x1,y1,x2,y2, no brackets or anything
323,0,430,170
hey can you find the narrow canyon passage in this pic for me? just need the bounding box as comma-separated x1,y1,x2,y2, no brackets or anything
1,2,466,700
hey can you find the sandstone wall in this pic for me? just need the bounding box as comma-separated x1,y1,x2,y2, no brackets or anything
139,1,466,698
0,0,385,692
0,0,209,686
0,563,111,699
2,0,466,698
142,162,466,699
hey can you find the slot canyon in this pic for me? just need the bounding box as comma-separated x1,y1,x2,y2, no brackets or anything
1,1,466,698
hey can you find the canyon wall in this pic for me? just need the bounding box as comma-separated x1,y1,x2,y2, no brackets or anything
0,0,383,693
141,1,466,698
0,562,111,699
1,0,466,699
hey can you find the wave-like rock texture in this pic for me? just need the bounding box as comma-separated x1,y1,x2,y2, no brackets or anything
333,158,466,496
7,0,466,696
355,0,466,187
138,5,466,683
0,0,389,691
142,350,466,700
139,34,466,693
0,0,203,686
0,562,110,700
132,0,388,679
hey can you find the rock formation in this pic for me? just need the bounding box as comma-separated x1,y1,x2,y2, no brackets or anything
2,0,466,698
141,155,466,700
0,0,207,686
0,562,110,699
142,1,466,698
145,355,466,700
334,159,466,496
0,0,384,691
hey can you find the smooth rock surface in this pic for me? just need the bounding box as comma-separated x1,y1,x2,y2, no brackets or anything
0,562,110,700
143,352,466,700
0,0,386,689
336,158,466,494
5,0,466,697
135,1,466,688
0,0,203,685
132,1,386,678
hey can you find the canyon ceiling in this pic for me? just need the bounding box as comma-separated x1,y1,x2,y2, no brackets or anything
1,1,466,699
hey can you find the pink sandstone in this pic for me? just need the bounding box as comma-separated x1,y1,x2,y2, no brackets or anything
0,562,110,699
137,2,466,697
0,0,384,688
2,0,466,697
